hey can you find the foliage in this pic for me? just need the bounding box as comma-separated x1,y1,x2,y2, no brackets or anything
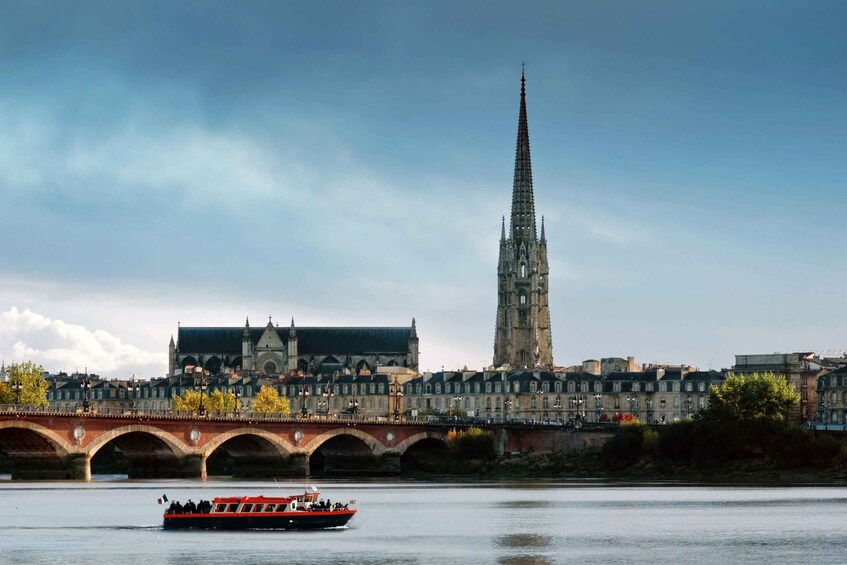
252,386,291,415
172,390,201,411
0,361,48,407
601,421,654,468
447,427,496,460
613,413,638,424
703,372,799,423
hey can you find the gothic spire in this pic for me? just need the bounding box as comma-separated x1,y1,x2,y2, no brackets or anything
410,317,418,339
540,215,546,244
510,68,536,244
500,216,506,242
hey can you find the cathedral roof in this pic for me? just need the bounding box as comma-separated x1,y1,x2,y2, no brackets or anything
177,326,412,355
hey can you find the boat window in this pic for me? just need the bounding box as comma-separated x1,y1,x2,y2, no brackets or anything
216,504,226,512
254,504,264,512
227,504,238,512
242,504,253,512
266,504,276,512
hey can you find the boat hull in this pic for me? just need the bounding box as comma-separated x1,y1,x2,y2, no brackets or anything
163,510,356,530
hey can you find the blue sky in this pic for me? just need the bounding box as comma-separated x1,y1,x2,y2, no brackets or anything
1,1,846,377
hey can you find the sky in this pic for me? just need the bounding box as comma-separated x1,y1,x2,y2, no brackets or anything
1,1,846,378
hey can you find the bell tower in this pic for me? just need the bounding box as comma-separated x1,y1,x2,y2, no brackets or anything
493,71,553,368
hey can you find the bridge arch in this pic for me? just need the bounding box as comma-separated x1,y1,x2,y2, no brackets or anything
302,427,384,455
0,421,76,479
393,431,448,455
85,424,192,479
201,428,294,458
202,428,297,478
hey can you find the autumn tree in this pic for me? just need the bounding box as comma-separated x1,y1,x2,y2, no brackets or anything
172,389,238,412
251,386,290,415
0,361,48,407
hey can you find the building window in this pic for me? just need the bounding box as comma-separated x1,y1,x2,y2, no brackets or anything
495,382,502,393
613,382,621,392
530,381,537,393
632,383,640,392
685,382,693,392
435,384,441,394
659,382,667,393
542,382,549,393
698,382,705,392
645,383,653,392
445,383,451,394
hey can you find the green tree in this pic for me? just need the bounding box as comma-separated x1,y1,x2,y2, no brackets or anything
704,372,799,423
205,390,236,412
252,386,290,415
0,361,48,407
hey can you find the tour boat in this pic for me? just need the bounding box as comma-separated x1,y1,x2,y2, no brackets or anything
162,487,356,530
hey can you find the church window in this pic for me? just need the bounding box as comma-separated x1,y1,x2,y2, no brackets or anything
520,264,527,278
519,291,527,305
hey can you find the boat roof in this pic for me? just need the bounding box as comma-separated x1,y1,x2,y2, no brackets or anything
212,495,302,504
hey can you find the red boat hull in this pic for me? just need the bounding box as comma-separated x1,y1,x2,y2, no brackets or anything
163,509,356,530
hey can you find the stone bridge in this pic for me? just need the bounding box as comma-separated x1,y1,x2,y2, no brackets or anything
0,411,611,480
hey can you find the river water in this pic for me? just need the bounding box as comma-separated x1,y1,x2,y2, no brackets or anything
0,477,845,564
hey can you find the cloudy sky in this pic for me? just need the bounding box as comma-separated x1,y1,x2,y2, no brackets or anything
1,1,846,378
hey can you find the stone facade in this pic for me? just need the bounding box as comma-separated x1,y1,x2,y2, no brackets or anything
494,72,553,369
733,352,824,423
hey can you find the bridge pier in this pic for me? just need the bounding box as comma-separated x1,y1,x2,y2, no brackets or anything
65,453,91,481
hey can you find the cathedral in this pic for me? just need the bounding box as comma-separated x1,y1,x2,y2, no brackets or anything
493,72,554,369
169,317,419,377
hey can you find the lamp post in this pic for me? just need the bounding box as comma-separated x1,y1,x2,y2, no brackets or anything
195,370,207,417
570,395,584,420
12,378,22,407
392,380,404,421
504,396,513,422
626,394,636,418
553,396,562,422
321,385,335,418
646,398,654,424
232,388,242,417
82,377,91,413
594,393,603,423
348,398,359,416
685,396,692,419
129,376,139,415
452,395,463,418
823,401,831,430
299,386,310,418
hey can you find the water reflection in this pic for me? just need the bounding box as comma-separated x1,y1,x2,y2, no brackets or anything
495,533,553,565
495,534,552,548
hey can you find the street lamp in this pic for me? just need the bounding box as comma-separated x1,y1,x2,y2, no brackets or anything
594,393,603,422
823,401,831,430
82,377,91,413
232,388,242,417
11,378,22,407
299,386,310,418
129,376,139,415
452,395,463,418
195,369,207,417
321,385,335,418
570,395,585,421
685,396,692,419
504,396,513,422
392,380,404,421
348,398,359,416
553,396,562,422
626,394,636,417
646,398,654,423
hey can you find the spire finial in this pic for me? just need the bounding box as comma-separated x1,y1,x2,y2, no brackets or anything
501,216,506,241
521,62,525,93
540,215,546,243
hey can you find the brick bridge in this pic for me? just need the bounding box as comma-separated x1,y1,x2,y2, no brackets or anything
0,411,611,480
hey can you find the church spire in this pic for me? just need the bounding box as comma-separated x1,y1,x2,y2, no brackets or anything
540,215,546,244
500,216,506,242
510,68,536,244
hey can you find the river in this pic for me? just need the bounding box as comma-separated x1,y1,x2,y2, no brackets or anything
0,477,845,564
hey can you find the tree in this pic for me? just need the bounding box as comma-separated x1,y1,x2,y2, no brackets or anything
172,390,201,411
252,386,290,415
703,372,799,423
0,361,48,407
205,390,236,412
